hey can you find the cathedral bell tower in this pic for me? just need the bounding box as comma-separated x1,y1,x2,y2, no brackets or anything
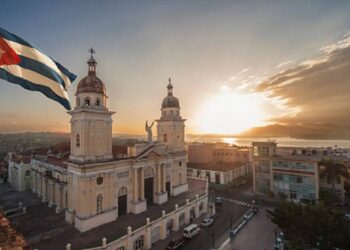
68,49,114,163
156,78,186,152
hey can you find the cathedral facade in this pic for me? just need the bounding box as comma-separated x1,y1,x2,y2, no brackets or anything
64,54,188,232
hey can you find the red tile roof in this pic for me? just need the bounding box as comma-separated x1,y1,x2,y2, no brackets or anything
11,156,31,164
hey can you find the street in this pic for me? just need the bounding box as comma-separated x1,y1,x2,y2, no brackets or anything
151,182,255,250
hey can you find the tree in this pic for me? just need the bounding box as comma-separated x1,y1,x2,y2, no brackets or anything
319,189,339,207
267,200,350,249
320,158,349,193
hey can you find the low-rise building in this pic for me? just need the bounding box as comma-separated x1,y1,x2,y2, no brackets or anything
8,154,32,192
252,141,349,202
187,162,250,184
187,143,251,184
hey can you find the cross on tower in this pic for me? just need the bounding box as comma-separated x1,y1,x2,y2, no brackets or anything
89,47,95,58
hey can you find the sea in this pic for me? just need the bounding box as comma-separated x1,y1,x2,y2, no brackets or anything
186,136,350,148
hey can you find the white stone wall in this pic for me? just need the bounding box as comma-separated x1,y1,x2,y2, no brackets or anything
78,193,208,250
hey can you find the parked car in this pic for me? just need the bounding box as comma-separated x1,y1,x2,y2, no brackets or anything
201,218,214,227
345,213,350,220
167,237,185,250
183,224,200,239
215,197,224,205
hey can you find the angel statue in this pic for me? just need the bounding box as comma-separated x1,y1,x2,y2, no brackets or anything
145,120,155,143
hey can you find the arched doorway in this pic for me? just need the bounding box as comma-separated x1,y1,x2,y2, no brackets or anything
144,167,155,204
179,212,185,226
118,187,127,216
166,219,174,235
151,227,160,245
190,207,196,223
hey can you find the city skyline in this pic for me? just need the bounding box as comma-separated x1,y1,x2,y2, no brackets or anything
2,1,350,139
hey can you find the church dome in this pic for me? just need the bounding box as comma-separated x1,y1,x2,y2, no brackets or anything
162,95,180,108
161,78,180,108
76,49,106,95
77,74,106,95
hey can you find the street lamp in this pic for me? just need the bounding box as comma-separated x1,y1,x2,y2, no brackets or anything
212,233,215,250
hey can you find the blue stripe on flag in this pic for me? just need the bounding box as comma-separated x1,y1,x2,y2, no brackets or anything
0,68,71,110
0,27,34,48
18,55,67,89
1,27,76,85
54,60,77,83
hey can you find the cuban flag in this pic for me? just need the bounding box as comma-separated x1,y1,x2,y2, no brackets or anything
0,27,76,110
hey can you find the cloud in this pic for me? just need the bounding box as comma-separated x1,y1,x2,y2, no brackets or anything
250,35,350,139
276,60,293,68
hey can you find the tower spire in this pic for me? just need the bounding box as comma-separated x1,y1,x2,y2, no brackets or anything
87,47,97,75
167,77,173,96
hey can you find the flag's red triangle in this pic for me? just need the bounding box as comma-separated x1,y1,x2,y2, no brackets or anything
0,38,21,66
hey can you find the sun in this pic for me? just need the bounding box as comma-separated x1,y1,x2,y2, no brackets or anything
194,88,267,135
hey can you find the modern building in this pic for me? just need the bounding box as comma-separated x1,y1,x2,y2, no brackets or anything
8,54,196,234
252,141,349,202
187,143,251,184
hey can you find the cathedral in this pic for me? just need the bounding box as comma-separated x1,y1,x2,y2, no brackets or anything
64,53,189,232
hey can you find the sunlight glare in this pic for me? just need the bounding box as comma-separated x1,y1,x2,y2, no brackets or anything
195,88,267,134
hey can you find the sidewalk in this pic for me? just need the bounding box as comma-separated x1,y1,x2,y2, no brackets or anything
217,208,276,250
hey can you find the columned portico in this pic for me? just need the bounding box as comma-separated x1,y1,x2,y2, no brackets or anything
140,168,145,200
133,168,139,202
154,164,168,204
130,167,146,214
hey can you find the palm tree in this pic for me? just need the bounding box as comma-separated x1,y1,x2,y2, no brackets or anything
319,158,349,193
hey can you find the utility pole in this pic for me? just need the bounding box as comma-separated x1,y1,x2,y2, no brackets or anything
212,233,215,250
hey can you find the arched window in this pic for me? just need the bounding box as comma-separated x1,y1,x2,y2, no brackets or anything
96,98,101,106
76,134,80,147
163,134,167,142
85,97,90,106
97,194,103,214
97,176,103,185
77,97,80,107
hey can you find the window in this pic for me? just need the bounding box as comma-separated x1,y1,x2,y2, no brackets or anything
170,110,173,116
296,176,303,183
96,98,101,106
25,170,31,177
179,161,182,167
97,176,103,185
77,97,80,106
290,191,297,200
133,235,144,250
97,194,103,213
163,134,168,142
179,173,182,184
76,134,80,147
85,97,90,106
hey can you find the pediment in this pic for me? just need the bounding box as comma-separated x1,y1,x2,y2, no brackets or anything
135,145,170,160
